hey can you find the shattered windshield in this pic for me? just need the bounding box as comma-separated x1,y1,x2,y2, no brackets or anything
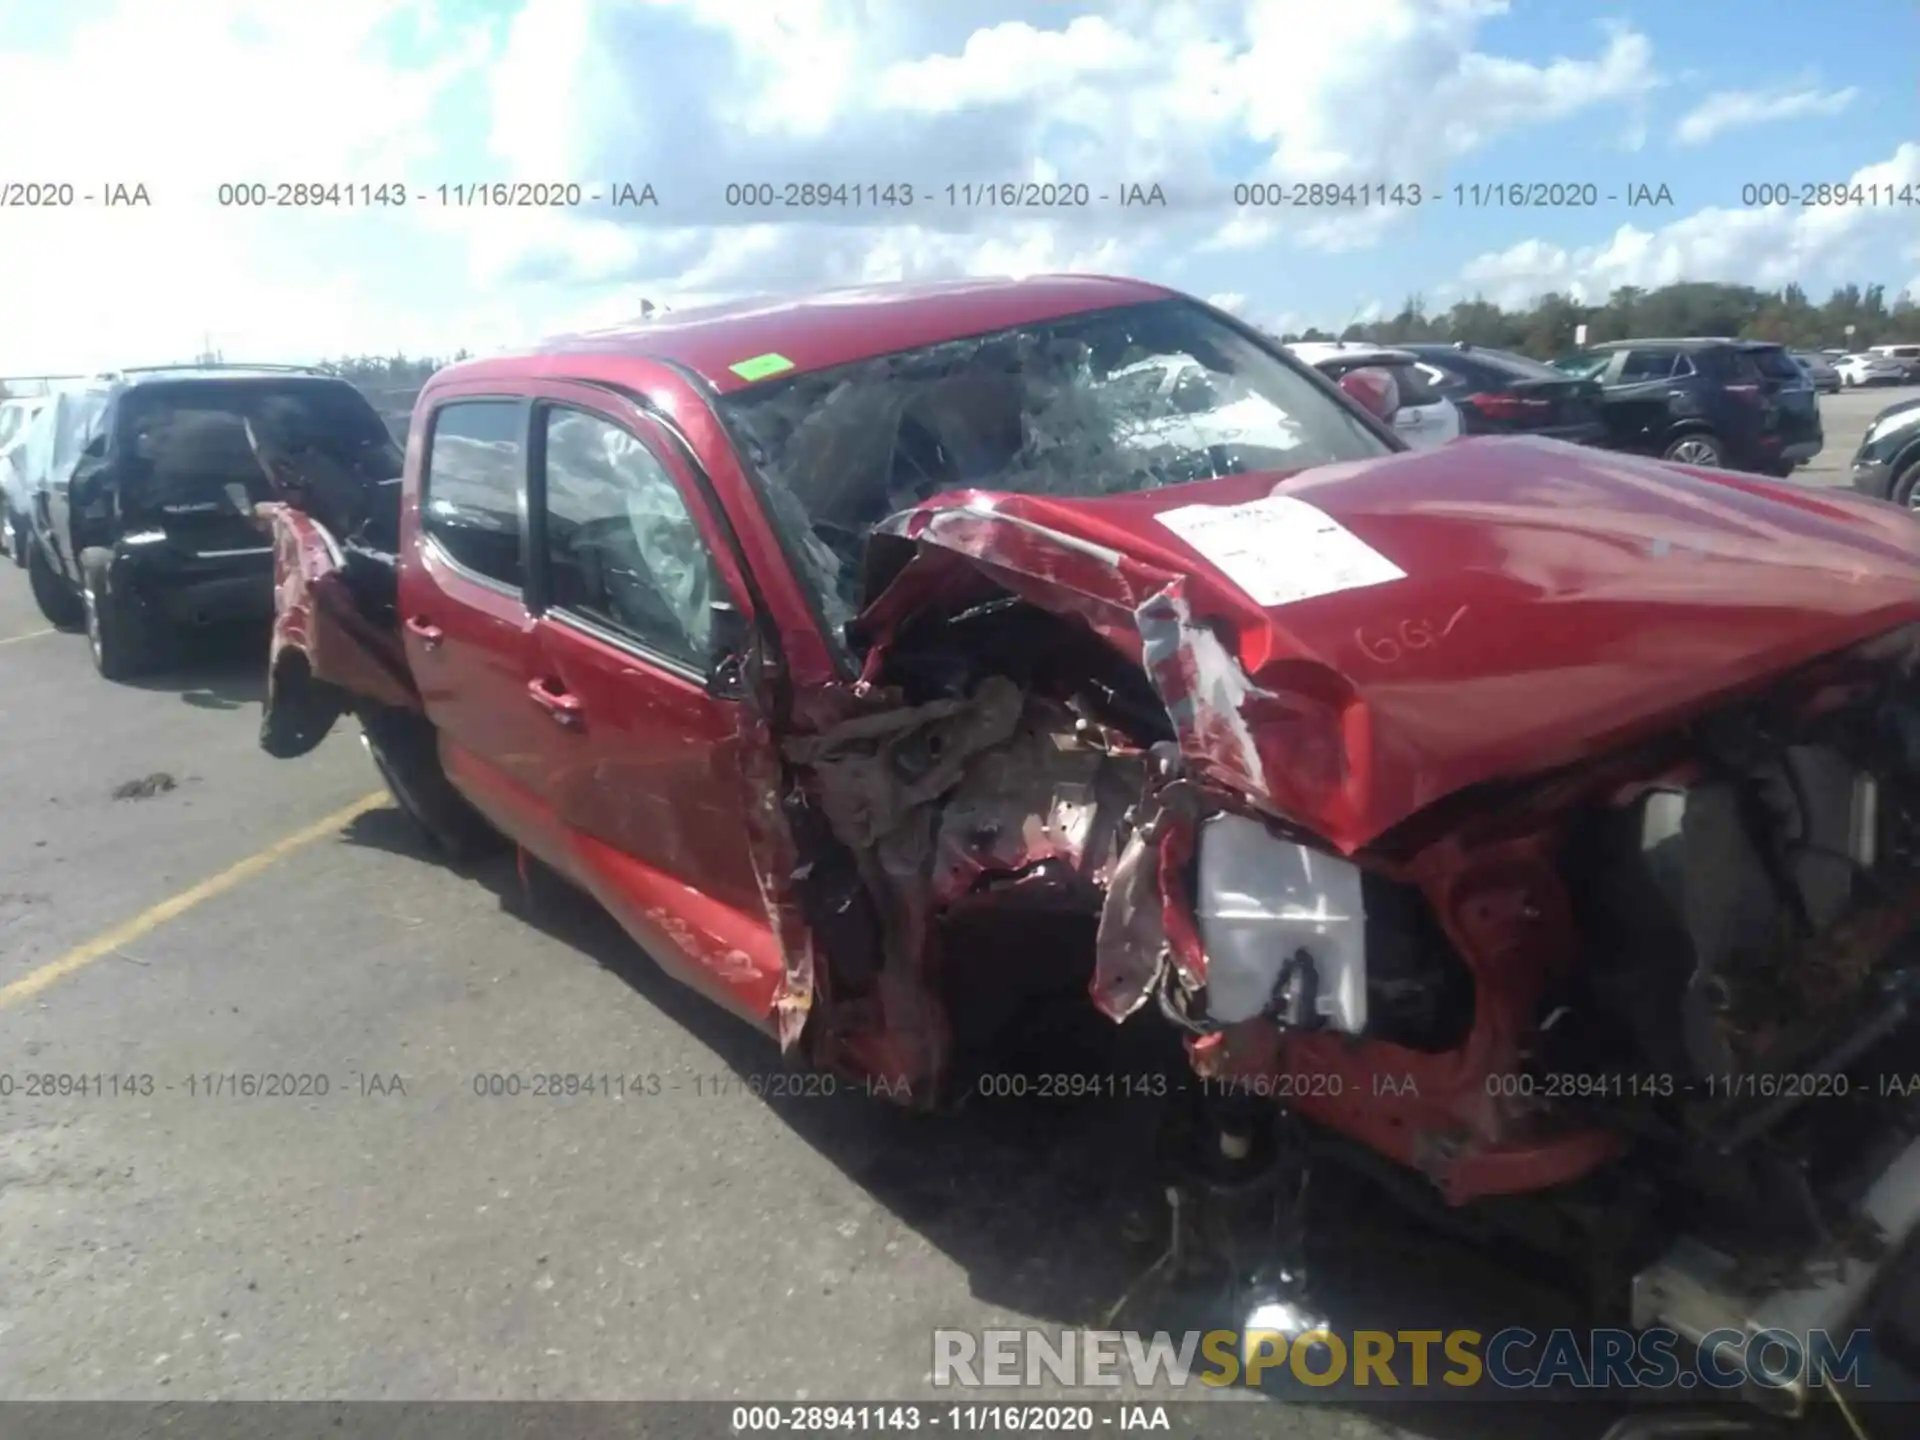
714,298,1391,644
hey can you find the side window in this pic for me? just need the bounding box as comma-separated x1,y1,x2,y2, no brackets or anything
539,407,717,669
423,401,525,587
1617,349,1677,383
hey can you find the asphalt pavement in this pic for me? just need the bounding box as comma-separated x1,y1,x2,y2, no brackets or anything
5,389,1915,1436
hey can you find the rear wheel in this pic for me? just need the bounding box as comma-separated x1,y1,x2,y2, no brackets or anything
359,707,502,862
26,538,84,629
1662,432,1724,468
80,547,153,681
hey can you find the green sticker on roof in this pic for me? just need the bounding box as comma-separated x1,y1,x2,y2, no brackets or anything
728,352,795,382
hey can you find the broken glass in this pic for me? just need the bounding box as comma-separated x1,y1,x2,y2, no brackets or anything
715,298,1390,654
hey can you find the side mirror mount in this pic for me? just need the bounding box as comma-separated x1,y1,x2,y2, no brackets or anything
1339,367,1401,424
706,598,752,701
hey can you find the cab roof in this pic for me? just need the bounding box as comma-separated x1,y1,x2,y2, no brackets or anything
451,274,1179,395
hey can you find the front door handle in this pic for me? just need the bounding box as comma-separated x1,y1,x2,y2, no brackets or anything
405,615,443,650
527,677,584,728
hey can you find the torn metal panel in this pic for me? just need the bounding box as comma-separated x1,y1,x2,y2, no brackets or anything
1091,827,1171,1021
263,501,419,727
853,496,1306,853
736,695,819,1052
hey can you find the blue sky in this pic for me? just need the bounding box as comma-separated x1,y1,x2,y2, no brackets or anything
0,0,1913,371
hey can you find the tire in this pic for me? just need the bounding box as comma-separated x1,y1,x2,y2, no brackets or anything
1661,432,1724,468
26,537,84,629
80,546,153,681
1892,460,1920,513
359,707,502,862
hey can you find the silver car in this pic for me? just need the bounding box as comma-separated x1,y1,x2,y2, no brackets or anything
1791,351,1841,394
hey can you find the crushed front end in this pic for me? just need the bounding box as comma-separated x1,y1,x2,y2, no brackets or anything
770,445,1920,1419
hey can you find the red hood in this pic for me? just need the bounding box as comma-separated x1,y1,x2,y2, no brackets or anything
859,437,1920,853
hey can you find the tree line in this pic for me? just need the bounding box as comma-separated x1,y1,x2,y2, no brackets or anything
5,280,1914,403
1275,280,1920,358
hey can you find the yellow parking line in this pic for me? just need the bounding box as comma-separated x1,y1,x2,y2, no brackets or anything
0,791,389,1010
0,627,54,647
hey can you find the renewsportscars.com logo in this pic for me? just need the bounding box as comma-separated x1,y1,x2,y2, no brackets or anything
931,1326,1875,1395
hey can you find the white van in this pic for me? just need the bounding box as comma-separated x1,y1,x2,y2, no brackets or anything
1869,343,1920,380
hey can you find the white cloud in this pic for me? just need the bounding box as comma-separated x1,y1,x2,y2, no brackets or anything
0,0,490,371
1452,143,1920,309
472,0,1660,296
5,0,1903,372
1675,83,1858,147
871,17,1153,114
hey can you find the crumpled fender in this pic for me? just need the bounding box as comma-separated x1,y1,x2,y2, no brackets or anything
260,501,419,758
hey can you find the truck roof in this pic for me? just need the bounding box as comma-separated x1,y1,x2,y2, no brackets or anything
440,274,1178,396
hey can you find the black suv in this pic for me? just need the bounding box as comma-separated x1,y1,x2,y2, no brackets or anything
21,365,396,680
1554,337,1823,477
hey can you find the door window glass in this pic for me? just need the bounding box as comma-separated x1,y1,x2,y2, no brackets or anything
539,407,716,668
1617,350,1678,382
423,400,525,586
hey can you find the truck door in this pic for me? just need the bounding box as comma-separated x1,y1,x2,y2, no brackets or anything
396,391,567,861
516,384,790,1033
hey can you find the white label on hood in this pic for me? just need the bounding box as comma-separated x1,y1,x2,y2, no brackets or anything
1155,494,1405,608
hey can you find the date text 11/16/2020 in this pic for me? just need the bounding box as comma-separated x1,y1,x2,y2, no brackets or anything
13,1070,1920,1106
213,182,661,209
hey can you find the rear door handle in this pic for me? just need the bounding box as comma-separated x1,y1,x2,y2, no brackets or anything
527,677,584,728
405,615,443,649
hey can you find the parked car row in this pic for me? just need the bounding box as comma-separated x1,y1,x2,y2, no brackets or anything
2,363,399,678
14,278,1920,1416
1837,348,1918,387
1286,334,1827,477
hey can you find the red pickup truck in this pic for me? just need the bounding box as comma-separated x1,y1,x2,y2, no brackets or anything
255,275,1920,1410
